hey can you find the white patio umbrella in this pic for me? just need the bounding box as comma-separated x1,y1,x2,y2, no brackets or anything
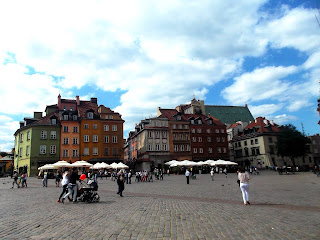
214,159,238,165
165,160,178,165
100,162,111,168
117,162,129,169
90,162,103,169
52,160,72,167
205,160,217,166
38,164,58,170
71,160,93,167
110,162,119,169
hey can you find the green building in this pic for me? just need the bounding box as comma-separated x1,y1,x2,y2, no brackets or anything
14,112,61,176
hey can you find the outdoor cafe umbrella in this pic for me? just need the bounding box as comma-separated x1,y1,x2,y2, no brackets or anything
214,159,238,165
165,160,178,165
117,162,129,169
71,160,93,168
52,160,72,168
110,162,119,169
38,164,58,170
90,162,103,169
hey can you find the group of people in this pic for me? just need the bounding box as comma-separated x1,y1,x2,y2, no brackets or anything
11,170,27,188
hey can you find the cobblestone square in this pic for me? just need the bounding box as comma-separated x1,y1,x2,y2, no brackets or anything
1,171,320,240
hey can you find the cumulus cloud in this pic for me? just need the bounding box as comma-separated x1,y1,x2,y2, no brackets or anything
0,115,20,152
249,104,284,117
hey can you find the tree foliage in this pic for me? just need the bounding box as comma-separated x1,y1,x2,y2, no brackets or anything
276,124,310,166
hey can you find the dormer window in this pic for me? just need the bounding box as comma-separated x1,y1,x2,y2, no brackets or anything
70,107,74,111
63,115,68,120
87,112,94,119
198,119,202,124
73,115,78,120
51,118,57,125
177,115,182,121
190,119,195,124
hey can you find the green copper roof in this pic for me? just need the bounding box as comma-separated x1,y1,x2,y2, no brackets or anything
205,105,254,124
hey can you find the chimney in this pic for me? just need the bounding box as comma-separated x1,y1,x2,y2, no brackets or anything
90,97,97,104
270,120,274,125
58,94,62,109
34,112,42,119
76,95,80,106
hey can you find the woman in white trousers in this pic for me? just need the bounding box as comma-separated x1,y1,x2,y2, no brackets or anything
238,167,250,205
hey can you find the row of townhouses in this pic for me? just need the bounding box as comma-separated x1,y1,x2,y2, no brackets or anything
14,95,319,176
14,95,124,176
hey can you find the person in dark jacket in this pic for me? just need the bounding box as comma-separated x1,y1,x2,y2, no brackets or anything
62,168,79,203
117,170,125,197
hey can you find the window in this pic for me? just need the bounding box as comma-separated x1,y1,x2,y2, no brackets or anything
221,129,225,133
156,144,160,151
112,136,117,143
198,137,202,142
256,148,260,155
244,141,247,146
255,139,259,144
191,129,195,133
207,137,211,142
27,131,30,140
177,115,182,121
63,138,69,145
163,144,167,151
186,145,190,151
198,119,202,124
270,145,275,154
192,137,196,142
51,118,57,124
217,147,221,153
199,148,203,153
193,148,197,153
174,145,178,152
215,129,219,133
268,137,273,143
87,112,94,119
50,131,56,139
73,115,77,120
63,115,68,120
238,141,241,147
84,135,89,142
223,147,226,153
72,149,78,157
251,140,254,145
191,119,195,124
73,138,78,145
104,125,109,131
209,147,212,153
26,146,30,156
178,124,182,129
105,115,108,119
148,132,152,138
93,124,98,129
93,147,98,155
112,148,117,155
73,126,78,133
185,134,189,140
155,131,160,138
206,129,211,133
208,120,213,125
40,145,46,154
70,106,73,111
19,147,23,157
63,149,69,157
162,131,167,138
180,145,184,151
50,145,56,154
109,115,113,119
216,137,220,142
93,135,98,142
104,136,109,143
63,126,69,132
112,125,117,131
83,148,89,156
180,134,183,140
84,124,89,129
172,124,176,129
245,148,249,156
197,129,202,133
222,137,225,142
104,148,109,156
41,130,47,139
148,145,153,151
184,125,189,129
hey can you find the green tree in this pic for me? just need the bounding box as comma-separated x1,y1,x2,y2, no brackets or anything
276,124,310,166
0,152,7,157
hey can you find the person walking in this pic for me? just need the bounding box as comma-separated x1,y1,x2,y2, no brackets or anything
185,169,190,184
210,168,214,181
62,168,79,204
57,170,72,203
42,171,48,187
21,172,27,187
117,170,125,197
55,171,62,187
11,171,20,188
238,167,250,205
128,170,132,184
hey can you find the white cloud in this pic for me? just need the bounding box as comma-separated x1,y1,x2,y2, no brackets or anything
267,114,298,125
249,104,283,117
0,115,19,152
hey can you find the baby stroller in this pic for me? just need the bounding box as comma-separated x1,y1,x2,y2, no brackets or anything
77,179,100,203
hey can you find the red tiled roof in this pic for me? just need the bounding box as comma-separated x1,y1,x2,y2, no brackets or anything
77,101,98,118
243,117,280,134
31,112,60,125
228,122,240,129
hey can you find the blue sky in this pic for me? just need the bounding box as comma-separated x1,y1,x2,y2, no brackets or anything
0,0,319,152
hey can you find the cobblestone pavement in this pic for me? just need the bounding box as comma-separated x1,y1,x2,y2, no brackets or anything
0,171,320,240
